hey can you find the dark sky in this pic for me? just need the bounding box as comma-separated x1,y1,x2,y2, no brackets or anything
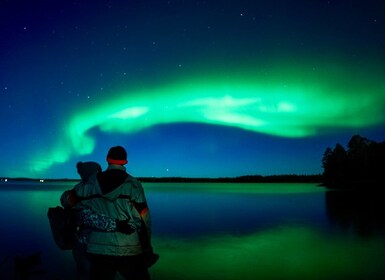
1,0,384,179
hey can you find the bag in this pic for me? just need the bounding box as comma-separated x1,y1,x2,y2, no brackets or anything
47,206,77,250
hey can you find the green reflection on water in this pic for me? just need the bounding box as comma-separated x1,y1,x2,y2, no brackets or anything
151,226,385,280
6,183,384,279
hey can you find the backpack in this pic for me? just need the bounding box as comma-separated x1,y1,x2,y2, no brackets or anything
47,206,77,250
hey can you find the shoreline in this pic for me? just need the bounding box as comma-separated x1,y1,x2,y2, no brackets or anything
0,174,322,184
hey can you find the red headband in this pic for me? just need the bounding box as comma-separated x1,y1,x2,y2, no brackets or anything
107,158,128,165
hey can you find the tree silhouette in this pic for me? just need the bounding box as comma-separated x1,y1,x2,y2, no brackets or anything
322,143,347,187
322,135,385,189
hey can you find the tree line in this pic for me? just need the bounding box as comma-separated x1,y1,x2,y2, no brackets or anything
322,135,385,189
138,174,322,183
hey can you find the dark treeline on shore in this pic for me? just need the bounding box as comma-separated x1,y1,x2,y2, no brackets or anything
1,174,322,184
138,174,322,183
0,178,79,183
321,134,385,189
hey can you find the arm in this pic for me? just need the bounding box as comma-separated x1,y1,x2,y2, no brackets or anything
131,181,152,235
131,182,152,250
76,208,117,232
62,187,134,234
134,201,151,235
61,187,115,231
77,208,135,234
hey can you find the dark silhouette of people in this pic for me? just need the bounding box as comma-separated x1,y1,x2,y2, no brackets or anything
72,146,156,280
61,161,124,279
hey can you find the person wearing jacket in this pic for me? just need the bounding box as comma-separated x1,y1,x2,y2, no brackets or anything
74,146,154,280
61,161,135,280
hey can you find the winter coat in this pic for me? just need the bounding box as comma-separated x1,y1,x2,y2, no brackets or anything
74,165,150,256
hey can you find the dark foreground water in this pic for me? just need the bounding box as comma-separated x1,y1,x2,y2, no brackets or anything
1,182,384,279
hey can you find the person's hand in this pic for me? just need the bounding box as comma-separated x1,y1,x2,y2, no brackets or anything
116,220,135,234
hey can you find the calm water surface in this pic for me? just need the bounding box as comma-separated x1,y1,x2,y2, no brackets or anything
0,182,384,279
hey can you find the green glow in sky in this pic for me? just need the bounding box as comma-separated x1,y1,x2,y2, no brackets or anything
31,64,385,173
69,68,385,149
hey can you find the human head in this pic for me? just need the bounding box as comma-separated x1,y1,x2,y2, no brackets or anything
106,146,128,165
76,161,102,182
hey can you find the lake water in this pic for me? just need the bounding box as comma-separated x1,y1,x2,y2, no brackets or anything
1,182,384,279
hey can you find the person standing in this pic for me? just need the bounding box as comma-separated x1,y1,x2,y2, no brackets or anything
75,146,154,280
60,161,136,279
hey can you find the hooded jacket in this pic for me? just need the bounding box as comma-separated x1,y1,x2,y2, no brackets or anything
74,165,150,256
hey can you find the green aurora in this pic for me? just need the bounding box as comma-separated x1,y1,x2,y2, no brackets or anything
2,0,385,179
30,61,385,173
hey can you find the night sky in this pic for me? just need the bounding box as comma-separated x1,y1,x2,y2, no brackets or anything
1,0,384,179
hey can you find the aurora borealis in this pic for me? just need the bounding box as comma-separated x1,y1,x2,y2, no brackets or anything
1,0,385,179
